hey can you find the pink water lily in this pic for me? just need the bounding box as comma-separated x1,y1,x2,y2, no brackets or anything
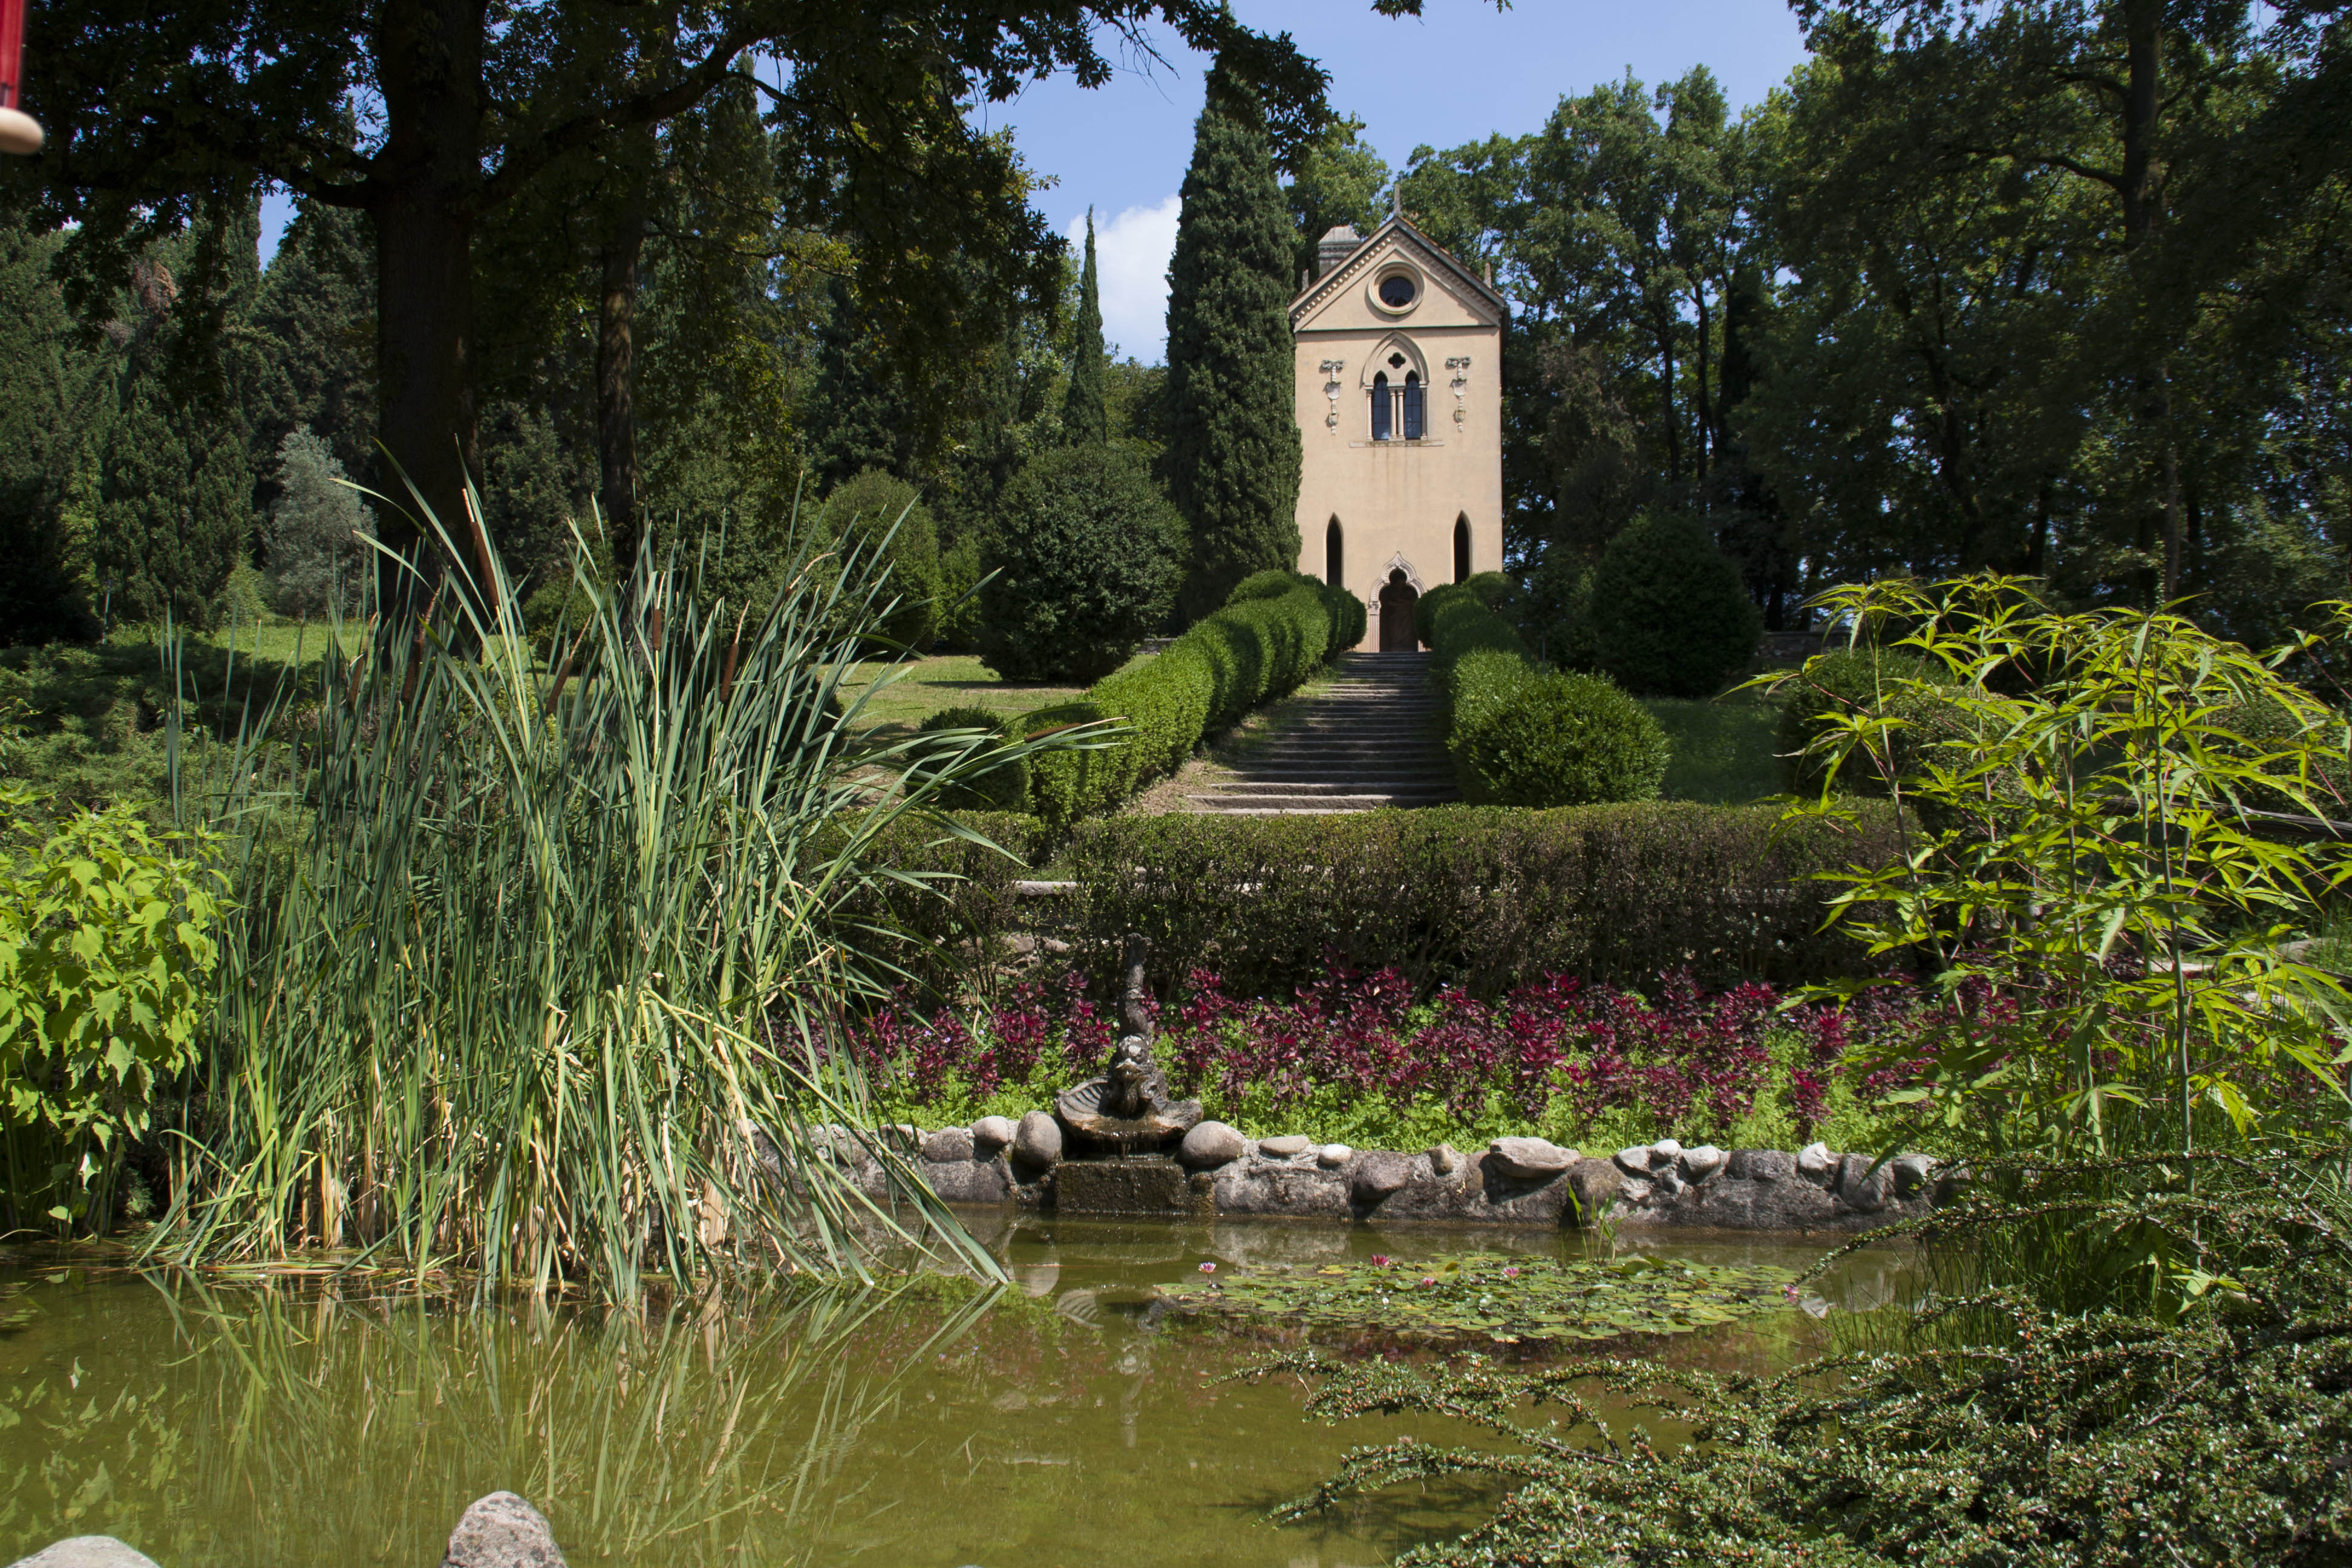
1421,1276,1439,1287
1501,1267,1520,1278
1370,1255,1391,1267
1200,1262,1217,1273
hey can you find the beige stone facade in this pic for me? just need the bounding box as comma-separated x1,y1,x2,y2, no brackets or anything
1290,217,1507,650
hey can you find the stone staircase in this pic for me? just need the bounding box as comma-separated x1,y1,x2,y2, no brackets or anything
1182,651,1460,814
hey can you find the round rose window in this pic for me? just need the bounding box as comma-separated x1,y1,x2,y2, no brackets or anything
1377,273,1417,308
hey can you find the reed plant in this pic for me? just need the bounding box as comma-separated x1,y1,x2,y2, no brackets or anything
148,483,1073,1293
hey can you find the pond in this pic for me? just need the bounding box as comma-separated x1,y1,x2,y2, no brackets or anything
0,1218,1916,1568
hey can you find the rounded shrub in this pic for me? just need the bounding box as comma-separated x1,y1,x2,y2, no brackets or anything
979,445,1181,684
1449,652,1670,806
823,469,942,651
1775,646,1959,797
1416,570,1514,646
915,704,1029,812
1591,512,1763,697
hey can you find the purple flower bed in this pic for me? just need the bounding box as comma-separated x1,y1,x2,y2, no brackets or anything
842,964,1955,1138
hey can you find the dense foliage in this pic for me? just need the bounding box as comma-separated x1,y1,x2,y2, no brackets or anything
1590,509,1762,696
0,780,228,1232
1772,644,1957,796
1060,211,1108,446
978,443,1183,682
1164,59,1307,619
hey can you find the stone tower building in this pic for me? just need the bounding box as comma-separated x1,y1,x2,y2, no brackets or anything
1290,214,1506,650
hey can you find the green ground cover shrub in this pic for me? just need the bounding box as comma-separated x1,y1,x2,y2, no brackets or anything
1273,1149,2352,1567
1590,510,1763,697
1419,583,1671,808
913,707,1031,812
1019,574,1361,826
978,444,1181,682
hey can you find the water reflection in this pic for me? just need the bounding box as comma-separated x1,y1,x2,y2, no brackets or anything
0,1219,1918,1567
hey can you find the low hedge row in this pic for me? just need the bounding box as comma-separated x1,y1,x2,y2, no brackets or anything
1015,573,1362,825
1064,803,1901,999
1420,581,1670,806
848,801,1903,1005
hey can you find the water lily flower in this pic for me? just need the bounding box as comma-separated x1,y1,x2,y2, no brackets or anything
1200,1262,1217,1273
1421,1277,1438,1287
1501,1267,1520,1278
1370,1255,1391,1267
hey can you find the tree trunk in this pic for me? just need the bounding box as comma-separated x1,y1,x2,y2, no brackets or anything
370,0,487,626
1692,278,1713,481
2120,0,2183,603
1654,298,1679,483
596,134,652,582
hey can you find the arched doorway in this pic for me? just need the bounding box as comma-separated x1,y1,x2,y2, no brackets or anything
1454,514,1471,582
1378,568,1420,652
1325,517,1344,587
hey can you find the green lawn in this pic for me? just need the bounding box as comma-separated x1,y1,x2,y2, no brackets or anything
1642,689,1786,805
837,652,1148,737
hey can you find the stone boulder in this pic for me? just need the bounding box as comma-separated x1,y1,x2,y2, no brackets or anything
1679,1145,1726,1183
1426,1143,1462,1175
1797,1142,1837,1183
1012,1109,1062,1169
444,1492,567,1568
1350,1150,1414,1205
1178,1120,1250,1170
970,1115,1018,1154
921,1127,974,1163
1488,1137,1576,1180
1316,1143,1354,1169
8,1540,163,1568
1258,1134,1312,1158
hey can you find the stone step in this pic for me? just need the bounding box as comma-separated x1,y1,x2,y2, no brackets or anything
1201,780,1459,797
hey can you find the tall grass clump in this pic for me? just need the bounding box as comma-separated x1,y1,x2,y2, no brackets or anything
153,482,1069,1295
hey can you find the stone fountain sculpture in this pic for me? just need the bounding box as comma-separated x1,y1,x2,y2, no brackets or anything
1053,934,1201,1157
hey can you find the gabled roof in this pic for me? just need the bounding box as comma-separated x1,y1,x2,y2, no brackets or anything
1289,214,1508,327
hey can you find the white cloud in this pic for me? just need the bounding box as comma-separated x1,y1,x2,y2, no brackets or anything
1069,195,1181,365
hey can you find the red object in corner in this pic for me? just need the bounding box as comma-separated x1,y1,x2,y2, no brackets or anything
0,0,22,112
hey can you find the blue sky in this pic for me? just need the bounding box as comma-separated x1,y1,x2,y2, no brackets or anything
260,1,1811,362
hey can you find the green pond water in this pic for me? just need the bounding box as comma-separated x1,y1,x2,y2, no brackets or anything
0,1216,1915,1568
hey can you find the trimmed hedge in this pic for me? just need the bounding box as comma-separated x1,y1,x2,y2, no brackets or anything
1019,575,1365,826
1422,580,1669,807
1591,510,1762,697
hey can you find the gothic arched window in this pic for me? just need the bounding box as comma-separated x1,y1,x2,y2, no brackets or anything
1454,514,1471,582
1326,517,1344,586
1403,371,1425,440
1370,373,1391,441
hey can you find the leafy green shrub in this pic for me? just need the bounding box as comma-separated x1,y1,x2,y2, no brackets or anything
979,445,1181,682
1422,578,1667,807
932,534,985,653
823,469,942,650
1415,570,1514,646
1774,644,1958,796
914,705,1030,812
1448,651,1668,806
1022,576,1361,826
1591,510,1762,697
0,779,228,1231
1056,802,1900,997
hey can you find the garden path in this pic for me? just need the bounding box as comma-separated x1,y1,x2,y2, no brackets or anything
1181,651,1459,813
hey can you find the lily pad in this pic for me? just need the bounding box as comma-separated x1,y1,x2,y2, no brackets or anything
1159,1252,1797,1344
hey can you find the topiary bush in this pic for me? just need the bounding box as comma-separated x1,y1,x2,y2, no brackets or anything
1591,511,1762,697
822,469,942,651
1775,645,1959,797
979,445,1181,683
1415,570,1515,647
1449,651,1669,807
1021,575,1362,826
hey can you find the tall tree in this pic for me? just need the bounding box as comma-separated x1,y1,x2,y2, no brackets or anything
1061,209,1108,444
1284,116,1390,281
0,212,92,644
1164,59,1305,618
21,0,1345,620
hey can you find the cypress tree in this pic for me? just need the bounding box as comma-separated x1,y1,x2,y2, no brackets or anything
1061,209,1108,445
1163,61,1302,619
